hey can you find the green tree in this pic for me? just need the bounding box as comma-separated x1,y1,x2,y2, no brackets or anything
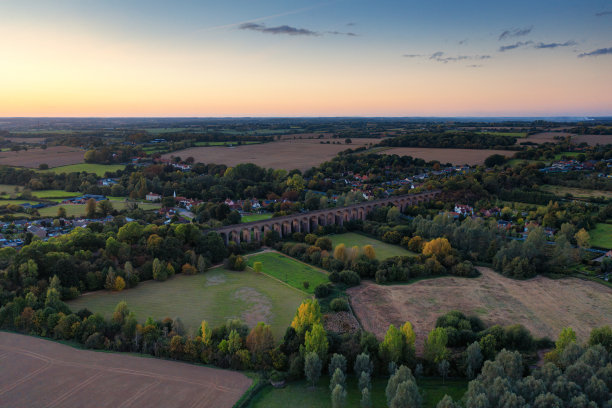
438,359,450,384
304,323,329,361
328,353,347,376
97,200,113,217
436,395,460,408
425,327,450,364
85,198,97,218
57,207,67,218
304,352,322,387
253,261,263,274
588,326,612,353
385,365,416,403
466,341,484,379
379,324,404,364
331,384,346,408
360,387,372,408
197,255,208,273
354,353,373,378
358,371,371,393
330,367,346,391
152,258,167,281
390,380,421,408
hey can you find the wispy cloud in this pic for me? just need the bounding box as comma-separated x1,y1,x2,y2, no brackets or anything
239,23,318,36
499,41,533,52
578,47,612,58
595,11,612,16
499,26,533,41
467,64,483,68
402,54,423,58
534,40,576,49
326,31,357,37
422,51,491,63
199,5,320,32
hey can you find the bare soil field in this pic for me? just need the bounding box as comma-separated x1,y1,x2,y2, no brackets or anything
572,134,612,145
348,267,612,352
0,146,84,168
3,137,47,144
521,132,571,144
382,148,514,165
0,332,251,408
163,138,383,171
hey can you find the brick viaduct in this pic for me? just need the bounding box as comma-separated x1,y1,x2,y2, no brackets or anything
214,190,441,245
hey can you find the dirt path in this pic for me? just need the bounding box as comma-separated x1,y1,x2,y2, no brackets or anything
0,332,251,408
348,267,612,353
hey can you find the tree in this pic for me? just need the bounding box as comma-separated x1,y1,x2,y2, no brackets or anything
329,353,347,376
588,326,612,352
354,352,373,378
331,384,346,408
407,236,424,252
574,228,591,249
114,276,126,291
291,299,321,335
379,324,404,364
422,238,452,259
400,321,416,353
334,244,347,262
253,261,263,274
152,258,167,281
246,322,275,355
386,366,420,407
436,395,460,408
182,263,197,275
200,320,212,346
85,198,97,218
97,200,113,217
363,245,376,260
57,207,67,218
466,341,484,379
287,174,305,192
425,327,450,364
390,380,421,408
304,323,329,361
197,255,208,273
360,387,372,408
438,359,450,384
227,329,242,354
104,267,116,290
304,352,322,387
358,371,371,392
330,367,346,391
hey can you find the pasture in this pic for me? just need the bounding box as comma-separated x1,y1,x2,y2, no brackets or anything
246,251,328,294
249,376,467,408
242,213,273,223
540,185,612,200
37,201,160,217
590,223,612,249
381,147,515,165
0,332,251,408
348,267,612,352
327,232,415,260
67,267,307,339
0,146,84,168
162,138,383,171
41,163,126,176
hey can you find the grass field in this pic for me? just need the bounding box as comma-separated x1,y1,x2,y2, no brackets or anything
242,213,273,223
591,223,612,249
540,185,612,200
0,199,35,206
30,190,81,199
552,152,582,160
249,376,467,408
67,267,307,339
349,267,612,352
478,131,527,138
37,201,161,217
246,252,328,294
41,163,126,176
327,232,416,260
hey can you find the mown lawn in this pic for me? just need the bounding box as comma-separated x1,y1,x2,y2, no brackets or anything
30,190,82,199
40,163,126,176
591,223,612,249
242,213,273,223
327,232,416,260
246,252,328,294
248,376,467,408
67,267,306,339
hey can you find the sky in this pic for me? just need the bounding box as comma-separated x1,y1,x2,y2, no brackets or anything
0,0,611,117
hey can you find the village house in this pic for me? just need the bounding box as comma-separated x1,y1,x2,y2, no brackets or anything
27,225,47,239
146,192,162,202
454,204,474,216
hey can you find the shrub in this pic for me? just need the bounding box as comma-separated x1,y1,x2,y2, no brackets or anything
305,234,318,245
339,270,361,287
303,281,310,290
330,298,350,312
314,283,332,298
182,263,197,275
315,237,332,251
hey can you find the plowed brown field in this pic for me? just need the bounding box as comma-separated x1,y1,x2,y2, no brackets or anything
0,146,84,168
0,332,251,408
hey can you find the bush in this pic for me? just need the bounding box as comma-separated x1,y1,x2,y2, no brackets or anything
329,271,341,283
314,237,332,251
339,270,361,286
330,298,350,312
303,281,310,290
314,283,332,298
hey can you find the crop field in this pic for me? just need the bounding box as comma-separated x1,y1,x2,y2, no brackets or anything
242,213,273,223
327,232,416,260
193,141,261,147
162,138,383,171
540,185,612,200
249,376,467,408
572,134,612,146
0,146,85,168
0,332,251,408
381,147,515,165
246,251,328,294
37,201,160,217
67,267,307,339
348,267,612,352
41,163,126,176
591,223,612,249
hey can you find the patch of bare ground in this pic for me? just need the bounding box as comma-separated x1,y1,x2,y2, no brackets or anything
162,138,383,172
348,267,612,353
0,146,84,168
234,287,272,329
382,148,514,165
0,332,251,408
324,312,361,334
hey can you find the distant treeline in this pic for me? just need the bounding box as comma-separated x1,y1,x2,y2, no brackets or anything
379,132,519,150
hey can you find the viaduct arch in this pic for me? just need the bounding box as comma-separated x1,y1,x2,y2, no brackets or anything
213,190,440,246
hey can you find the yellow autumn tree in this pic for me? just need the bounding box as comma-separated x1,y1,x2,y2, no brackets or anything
400,321,416,350
291,299,321,335
114,276,126,291
349,245,360,262
333,244,347,262
363,245,376,260
201,320,212,346
422,237,452,258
